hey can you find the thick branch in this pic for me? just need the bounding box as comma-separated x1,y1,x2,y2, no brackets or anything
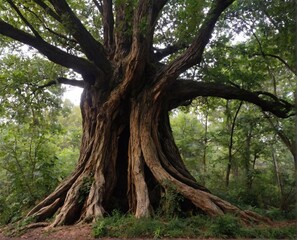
50,0,111,73
149,0,168,32
0,20,99,79
158,0,234,82
33,0,61,22
114,1,133,59
37,77,85,89
102,0,114,49
168,80,294,118
133,0,167,50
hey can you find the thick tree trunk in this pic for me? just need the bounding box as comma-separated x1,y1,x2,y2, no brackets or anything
26,83,271,227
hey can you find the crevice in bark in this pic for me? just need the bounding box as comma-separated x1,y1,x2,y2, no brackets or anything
106,126,129,214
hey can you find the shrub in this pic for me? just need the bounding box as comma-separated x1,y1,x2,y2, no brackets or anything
207,214,242,238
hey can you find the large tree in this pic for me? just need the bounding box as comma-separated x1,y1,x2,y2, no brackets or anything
0,0,294,226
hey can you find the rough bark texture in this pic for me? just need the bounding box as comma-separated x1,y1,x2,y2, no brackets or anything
0,0,293,227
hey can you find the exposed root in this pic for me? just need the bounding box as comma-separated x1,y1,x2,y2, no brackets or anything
242,210,273,225
140,101,271,225
23,222,50,230
32,198,62,222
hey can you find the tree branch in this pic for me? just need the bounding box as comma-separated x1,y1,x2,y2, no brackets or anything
149,0,168,32
168,80,294,118
37,77,85,89
263,112,295,155
102,0,114,49
33,0,61,22
7,0,41,38
49,0,111,73
157,0,234,83
153,44,188,61
114,1,133,59
252,53,295,76
92,0,103,13
0,20,99,79
132,0,167,49
21,4,78,47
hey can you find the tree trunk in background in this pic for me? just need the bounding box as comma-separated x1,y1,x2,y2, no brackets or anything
201,103,208,185
244,126,253,190
225,101,242,187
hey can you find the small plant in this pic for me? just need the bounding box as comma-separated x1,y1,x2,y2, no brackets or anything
207,214,241,238
92,212,296,239
77,176,93,204
92,220,107,238
153,226,162,239
158,180,184,219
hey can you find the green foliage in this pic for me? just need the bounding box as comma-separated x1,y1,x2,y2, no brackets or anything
170,111,205,179
207,214,241,238
78,176,93,204
93,213,297,239
170,97,295,215
0,55,81,225
240,225,297,239
158,180,184,219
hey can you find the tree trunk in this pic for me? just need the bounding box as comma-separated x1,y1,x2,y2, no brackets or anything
225,101,242,187
26,82,271,226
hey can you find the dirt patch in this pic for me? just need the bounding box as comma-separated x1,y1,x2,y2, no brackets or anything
0,224,94,240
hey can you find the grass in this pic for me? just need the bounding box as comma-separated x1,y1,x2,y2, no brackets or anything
92,212,297,239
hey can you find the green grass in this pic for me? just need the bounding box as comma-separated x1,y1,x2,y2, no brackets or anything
92,212,297,239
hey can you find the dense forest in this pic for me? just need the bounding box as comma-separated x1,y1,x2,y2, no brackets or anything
0,0,295,230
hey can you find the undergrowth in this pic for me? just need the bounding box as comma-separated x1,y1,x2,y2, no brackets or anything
92,212,297,239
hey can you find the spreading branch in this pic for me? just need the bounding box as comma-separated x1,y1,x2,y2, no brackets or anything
0,20,100,79
49,0,111,73
158,0,235,82
33,0,61,22
168,80,294,118
37,77,85,89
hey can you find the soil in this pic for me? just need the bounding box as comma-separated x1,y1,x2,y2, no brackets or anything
0,224,93,240
0,221,296,240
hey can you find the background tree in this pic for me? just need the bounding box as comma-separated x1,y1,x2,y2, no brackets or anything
0,0,294,226
0,54,70,224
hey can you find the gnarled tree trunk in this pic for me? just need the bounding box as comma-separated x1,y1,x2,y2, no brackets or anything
26,78,272,226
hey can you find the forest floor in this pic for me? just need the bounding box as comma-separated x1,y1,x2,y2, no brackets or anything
0,221,296,240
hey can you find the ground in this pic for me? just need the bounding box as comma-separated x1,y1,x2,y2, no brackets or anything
0,224,93,240
0,221,296,240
